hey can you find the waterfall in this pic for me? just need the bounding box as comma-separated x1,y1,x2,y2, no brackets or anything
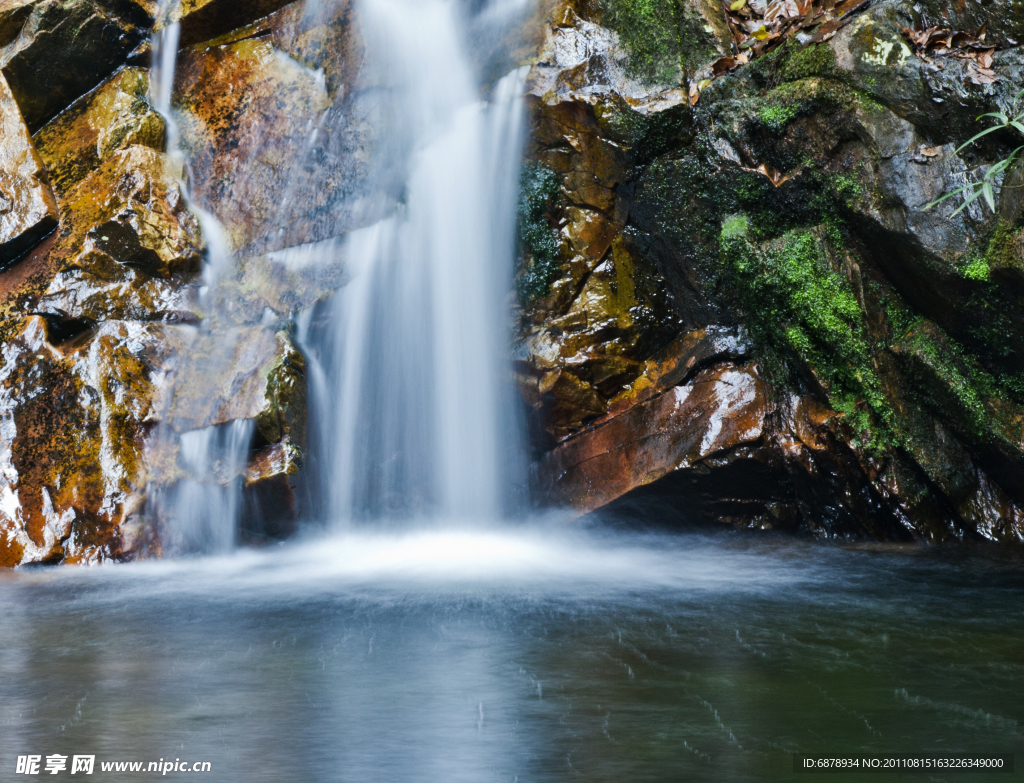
146,0,530,550
147,6,255,553
298,0,529,525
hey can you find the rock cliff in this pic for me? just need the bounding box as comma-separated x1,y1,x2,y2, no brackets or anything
518,0,1024,541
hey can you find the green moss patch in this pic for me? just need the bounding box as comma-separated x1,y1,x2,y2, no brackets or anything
722,221,895,448
601,0,684,84
515,162,562,304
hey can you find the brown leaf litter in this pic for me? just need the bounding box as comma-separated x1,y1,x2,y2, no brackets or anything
900,23,999,85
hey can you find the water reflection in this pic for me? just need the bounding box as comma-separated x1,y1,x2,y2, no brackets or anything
1,530,1021,781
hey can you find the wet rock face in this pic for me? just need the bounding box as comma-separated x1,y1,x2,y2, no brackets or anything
173,0,371,257
0,316,168,566
0,72,56,269
519,0,1024,541
0,0,146,133
542,361,772,517
34,66,165,200
0,5,317,565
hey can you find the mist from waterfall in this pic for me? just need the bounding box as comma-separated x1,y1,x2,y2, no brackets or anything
298,0,530,525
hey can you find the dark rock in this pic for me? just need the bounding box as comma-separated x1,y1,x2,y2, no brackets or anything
0,0,145,132
520,0,1024,541
155,0,294,49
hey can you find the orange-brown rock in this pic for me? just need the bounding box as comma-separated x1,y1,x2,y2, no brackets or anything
174,0,370,256
33,145,203,325
0,71,56,268
34,66,165,200
0,316,175,566
0,314,308,566
542,362,770,515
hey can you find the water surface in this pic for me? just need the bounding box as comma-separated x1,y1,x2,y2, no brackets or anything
1,529,1021,781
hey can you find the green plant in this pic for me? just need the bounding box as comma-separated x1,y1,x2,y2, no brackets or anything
927,89,1024,216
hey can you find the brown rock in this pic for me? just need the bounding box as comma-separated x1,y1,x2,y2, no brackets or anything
239,437,301,544
541,362,770,514
33,144,203,325
0,0,145,132
170,0,374,257
0,316,175,566
0,71,56,269
34,66,165,200
604,325,752,418
174,35,337,254
538,369,606,437
166,327,306,449
0,313,309,567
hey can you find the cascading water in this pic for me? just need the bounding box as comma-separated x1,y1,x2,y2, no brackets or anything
147,6,256,552
145,0,531,549
298,0,530,525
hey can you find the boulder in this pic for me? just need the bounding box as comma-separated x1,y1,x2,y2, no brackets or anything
34,145,203,326
165,326,306,448
33,66,165,200
541,362,773,517
0,71,56,269
520,0,1024,541
0,0,145,132
173,0,372,257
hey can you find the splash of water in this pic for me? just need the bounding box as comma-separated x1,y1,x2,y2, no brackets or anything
298,0,529,525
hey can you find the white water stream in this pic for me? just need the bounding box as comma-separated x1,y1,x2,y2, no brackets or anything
148,8,259,552
299,0,529,524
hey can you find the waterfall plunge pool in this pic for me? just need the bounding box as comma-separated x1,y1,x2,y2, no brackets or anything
2,528,1021,781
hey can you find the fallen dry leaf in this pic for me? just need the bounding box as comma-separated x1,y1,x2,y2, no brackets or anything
693,0,871,104
900,23,1001,85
